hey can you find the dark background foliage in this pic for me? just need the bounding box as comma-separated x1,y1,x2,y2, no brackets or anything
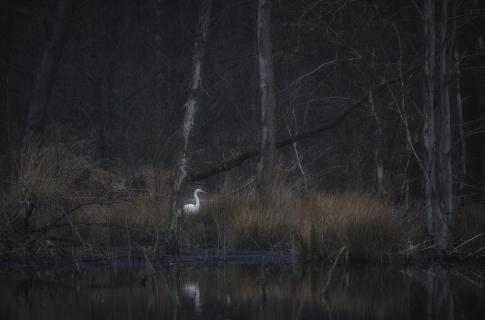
1,0,484,200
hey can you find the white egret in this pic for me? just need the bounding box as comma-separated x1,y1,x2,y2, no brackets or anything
183,188,206,215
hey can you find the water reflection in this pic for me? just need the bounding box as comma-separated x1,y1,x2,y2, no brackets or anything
182,282,202,313
0,263,484,320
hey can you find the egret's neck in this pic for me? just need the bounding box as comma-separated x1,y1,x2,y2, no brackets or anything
194,191,201,209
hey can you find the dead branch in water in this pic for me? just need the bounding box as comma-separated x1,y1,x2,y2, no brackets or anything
321,246,346,296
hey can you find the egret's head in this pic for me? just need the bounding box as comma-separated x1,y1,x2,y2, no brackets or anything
195,188,207,194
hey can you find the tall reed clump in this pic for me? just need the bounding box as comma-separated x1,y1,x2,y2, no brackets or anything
80,165,173,249
296,193,403,261
183,188,294,253
224,189,294,251
193,188,403,261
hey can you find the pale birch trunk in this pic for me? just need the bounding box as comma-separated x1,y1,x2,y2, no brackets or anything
256,0,277,202
170,0,212,226
437,0,452,250
25,0,73,135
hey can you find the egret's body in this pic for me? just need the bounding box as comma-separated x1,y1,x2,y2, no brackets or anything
183,188,206,215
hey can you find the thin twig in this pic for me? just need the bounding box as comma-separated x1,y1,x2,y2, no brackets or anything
465,246,485,258
189,66,420,182
453,232,483,251
286,58,357,89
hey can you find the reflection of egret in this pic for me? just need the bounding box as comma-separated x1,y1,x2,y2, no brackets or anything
183,282,202,312
183,189,206,215
138,248,155,287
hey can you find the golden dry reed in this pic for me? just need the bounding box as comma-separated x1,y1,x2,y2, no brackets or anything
1,135,482,261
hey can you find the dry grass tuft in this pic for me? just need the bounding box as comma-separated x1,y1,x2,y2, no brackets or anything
16,137,116,197
0,135,171,251
191,190,404,260
180,191,293,252
297,193,402,260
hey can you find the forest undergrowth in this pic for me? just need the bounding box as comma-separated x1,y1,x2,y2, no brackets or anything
0,136,483,264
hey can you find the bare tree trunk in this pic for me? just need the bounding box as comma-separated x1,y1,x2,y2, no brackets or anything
423,0,440,240
369,91,385,194
368,49,386,195
437,0,452,250
170,0,212,228
473,0,485,202
25,0,73,135
256,0,277,201
155,0,163,61
454,50,466,201
90,0,105,160
454,50,466,203
423,0,453,252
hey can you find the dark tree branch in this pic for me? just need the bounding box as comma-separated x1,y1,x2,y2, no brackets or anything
25,0,74,134
188,66,420,182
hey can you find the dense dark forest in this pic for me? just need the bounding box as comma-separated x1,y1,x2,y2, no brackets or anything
1,0,485,260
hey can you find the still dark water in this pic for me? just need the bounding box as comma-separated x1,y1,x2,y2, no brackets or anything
0,263,484,320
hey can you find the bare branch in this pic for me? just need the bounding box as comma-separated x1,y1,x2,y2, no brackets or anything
188,65,419,182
